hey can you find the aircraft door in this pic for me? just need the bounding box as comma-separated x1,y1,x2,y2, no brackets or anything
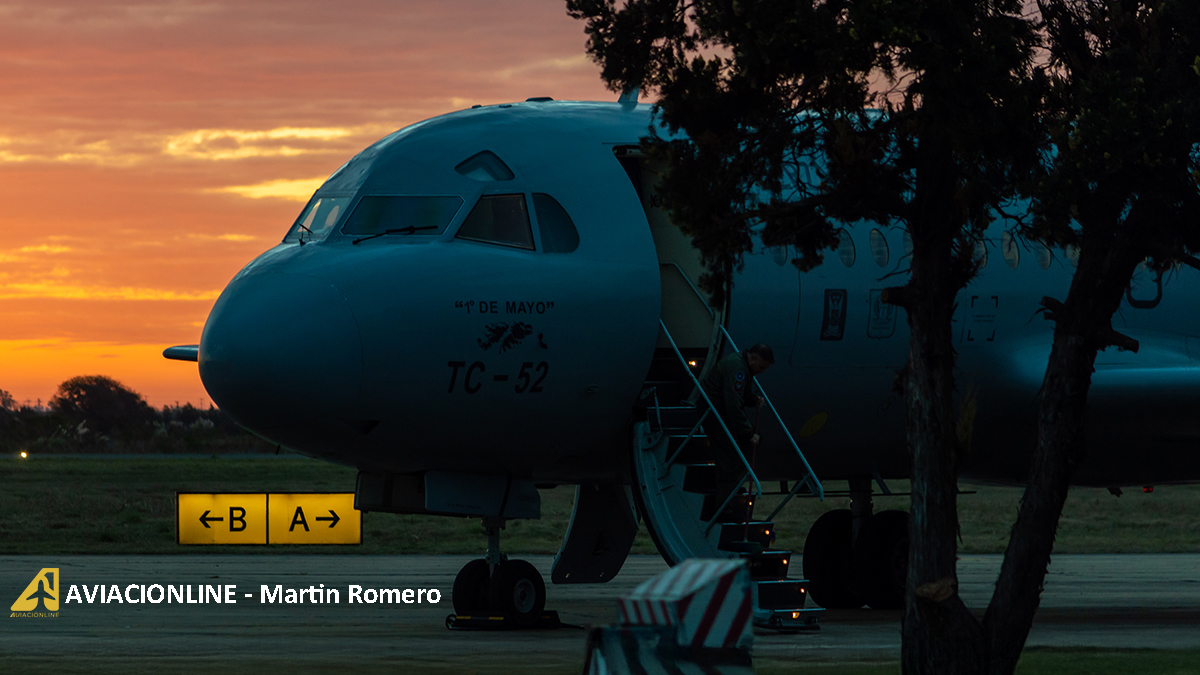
614,148,722,368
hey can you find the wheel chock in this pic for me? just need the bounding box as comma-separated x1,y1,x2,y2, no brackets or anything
445,610,562,630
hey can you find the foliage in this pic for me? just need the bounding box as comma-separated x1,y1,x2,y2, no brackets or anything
2,377,272,455
1031,0,1200,271
49,375,156,441
570,1,1043,673
570,1,1200,674
568,0,1041,305
981,5,1200,674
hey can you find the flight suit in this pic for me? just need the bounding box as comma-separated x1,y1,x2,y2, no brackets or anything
700,351,758,503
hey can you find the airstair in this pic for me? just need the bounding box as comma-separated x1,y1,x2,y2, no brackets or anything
632,321,825,630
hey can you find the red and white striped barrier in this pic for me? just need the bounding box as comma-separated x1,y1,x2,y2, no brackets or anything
618,558,753,650
583,559,755,675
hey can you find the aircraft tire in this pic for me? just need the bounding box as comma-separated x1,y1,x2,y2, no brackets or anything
452,558,491,614
802,509,863,609
487,559,546,628
851,510,909,610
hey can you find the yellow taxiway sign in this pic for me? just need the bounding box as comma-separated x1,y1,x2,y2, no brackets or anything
176,493,360,545
268,493,360,544
177,493,268,544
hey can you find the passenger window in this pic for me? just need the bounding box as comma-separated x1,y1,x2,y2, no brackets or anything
341,196,463,237
1035,242,1052,269
869,228,889,267
837,230,856,267
456,194,535,250
1001,231,1020,269
455,151,515,182
974,239,989,268
532,194,579,253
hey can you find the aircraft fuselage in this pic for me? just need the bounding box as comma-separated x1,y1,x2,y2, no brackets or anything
197,100,1200,489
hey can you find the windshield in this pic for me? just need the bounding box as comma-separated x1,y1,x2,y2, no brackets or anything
341,196,464,238
284,196,350,244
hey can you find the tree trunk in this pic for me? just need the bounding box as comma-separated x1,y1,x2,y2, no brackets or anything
899,129,986,675
982,242,1140,675
900,284,986,674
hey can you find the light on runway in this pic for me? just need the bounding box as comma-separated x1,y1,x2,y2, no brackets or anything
20,451,27,459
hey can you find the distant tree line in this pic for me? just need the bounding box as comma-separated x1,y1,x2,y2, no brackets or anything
0,376,274,455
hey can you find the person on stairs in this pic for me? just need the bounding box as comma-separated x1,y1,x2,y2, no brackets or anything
700,343,773,517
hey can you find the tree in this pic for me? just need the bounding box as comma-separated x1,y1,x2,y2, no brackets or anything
985,3,1200,672
50,375,155,439
0,388,15,411
569,0,1199,673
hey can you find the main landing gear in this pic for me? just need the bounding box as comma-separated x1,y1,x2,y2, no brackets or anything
451,517,547,628
802,479,910,610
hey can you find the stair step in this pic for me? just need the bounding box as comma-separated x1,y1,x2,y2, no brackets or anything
743,549,792,579
685,464,760,497
756,579,810,610
698,491,755,521
754,607,823,630
682,464,717,494
645,348,707,382
718,521,775,550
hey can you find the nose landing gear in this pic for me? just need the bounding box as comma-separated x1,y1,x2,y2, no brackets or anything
450,517,549,629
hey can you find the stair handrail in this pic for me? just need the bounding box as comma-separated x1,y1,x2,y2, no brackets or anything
657,320,763,503
717,325,824,502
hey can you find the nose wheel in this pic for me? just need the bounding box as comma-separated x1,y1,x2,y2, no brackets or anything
488,559,546,627
452,558,492,614
450,517,547,629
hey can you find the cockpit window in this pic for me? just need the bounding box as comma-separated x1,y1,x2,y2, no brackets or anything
532,194,579,253
285,196,350,243
455,194,534,250
455,151,515,182
341,196,463,238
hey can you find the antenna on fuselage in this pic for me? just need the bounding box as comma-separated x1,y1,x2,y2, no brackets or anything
619,87,640,109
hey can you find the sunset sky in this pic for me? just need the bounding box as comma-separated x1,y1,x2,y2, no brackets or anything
0,1,616,407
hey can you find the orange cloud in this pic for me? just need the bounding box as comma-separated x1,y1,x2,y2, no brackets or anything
0,0,616,407
209,178,326,201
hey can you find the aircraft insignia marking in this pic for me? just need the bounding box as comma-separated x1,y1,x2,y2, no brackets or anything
821,289,848,341
455,299,556,314
447,360,549,394
868,290,896,339
478,322,535,353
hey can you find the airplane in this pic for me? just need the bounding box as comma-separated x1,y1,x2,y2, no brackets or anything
164,94,1200,629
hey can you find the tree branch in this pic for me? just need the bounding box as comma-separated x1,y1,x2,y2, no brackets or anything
1040,296,1139,352
880,285,913,310
1097,328,1140,353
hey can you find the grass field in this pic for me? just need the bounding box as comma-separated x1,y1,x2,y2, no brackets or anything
2,455,1197,555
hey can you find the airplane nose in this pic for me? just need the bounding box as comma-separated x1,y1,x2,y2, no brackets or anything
199,272,362,444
